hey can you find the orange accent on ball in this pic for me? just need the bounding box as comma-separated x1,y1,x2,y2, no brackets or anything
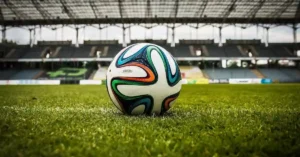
119,62,155,83
164,97,176,110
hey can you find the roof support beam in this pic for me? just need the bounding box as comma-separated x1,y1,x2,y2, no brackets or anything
3,0,29,19
1,17,298,26
194,0,208,18
295,0,300,21
222,0,238,23
173,0,179,19
31,0,52,19
145,0,152,18
60,0,77,19
89,0,102,19
268,0,294,19
170,0,179,47
0,7,4,21
118,0,124,19
244,0,265,20
118,0,126,47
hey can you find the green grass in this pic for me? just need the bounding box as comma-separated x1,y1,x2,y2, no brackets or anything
0,85,300,157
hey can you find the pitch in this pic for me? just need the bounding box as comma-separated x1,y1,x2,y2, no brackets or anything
0,85,299,156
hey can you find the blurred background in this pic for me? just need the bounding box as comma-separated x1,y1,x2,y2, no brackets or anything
0,0,300,85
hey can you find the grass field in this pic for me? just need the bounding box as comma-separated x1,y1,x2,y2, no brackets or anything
0,85,300,157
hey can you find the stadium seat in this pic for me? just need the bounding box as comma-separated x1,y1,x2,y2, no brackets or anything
5,46,30,58
22,46,46,58
56,46,74,58
72,45,93,58
206,45,226,57
10,70,43,80
0,70,19,80
204,69,258,79
173,45,192,57
224,45,244,57
259,69,293,82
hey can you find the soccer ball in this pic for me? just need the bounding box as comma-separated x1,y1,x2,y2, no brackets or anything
106,43,182,115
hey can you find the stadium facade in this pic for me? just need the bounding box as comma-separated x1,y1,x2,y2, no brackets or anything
0,0,300,85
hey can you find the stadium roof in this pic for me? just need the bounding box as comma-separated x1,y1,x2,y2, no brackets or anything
0,0,300,26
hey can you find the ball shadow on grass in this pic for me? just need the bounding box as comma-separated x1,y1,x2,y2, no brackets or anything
113,110,178,118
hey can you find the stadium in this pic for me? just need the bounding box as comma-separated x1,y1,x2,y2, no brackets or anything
0,0,300,156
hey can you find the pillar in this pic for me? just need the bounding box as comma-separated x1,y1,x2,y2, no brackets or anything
218,27,222,47
265,27,269,47
31,28,36,47
61,26,64,41
171,26,175,47
98,24,102,40
256,25,259,39
293,24,297,44
39,25,42,41
196,26,199,39
29,29,33,47
293,24,298,56
2,26,6,42
234,25,237,39
166,26,169,41
122,25,127,47
75,27,79,47
99,28,101,40
128,26,131,43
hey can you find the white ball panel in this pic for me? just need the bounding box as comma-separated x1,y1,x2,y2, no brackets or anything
108,66,147,78
117,85,148,97
157,45,177,75
123,43,149,58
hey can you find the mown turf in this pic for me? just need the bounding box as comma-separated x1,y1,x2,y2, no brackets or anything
0,85,300,157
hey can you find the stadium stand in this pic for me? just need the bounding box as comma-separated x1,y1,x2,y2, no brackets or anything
1,40,299,83
206,44,226,57
4,46,29,58
180,66,207,79
254,45,274,57
10,70,43,80
71,45,93,58
258,69,299,82
38,67,93,80
174,45,192,57
56,46,74,58
224,45,244,57
269,44,295,57
204,69,258,79
1,41,299,59
280,69,300,81
251,69,265,78
22,46,45,58
0,70,19,80
0,45,8,58
83,40,122,58
106,45,123,58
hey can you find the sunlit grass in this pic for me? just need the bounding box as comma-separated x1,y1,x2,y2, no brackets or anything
0,85,300,156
